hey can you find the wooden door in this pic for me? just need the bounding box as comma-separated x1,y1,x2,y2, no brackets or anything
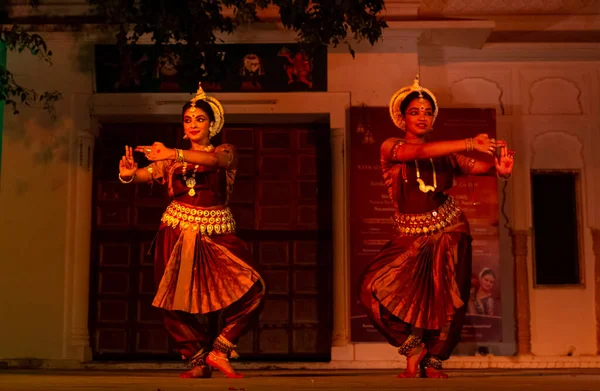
89,123,332,361
224,125,333,361
90,123,183,360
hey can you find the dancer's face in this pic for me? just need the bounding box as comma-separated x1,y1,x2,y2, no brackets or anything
402,97,434,139
183,107,212,144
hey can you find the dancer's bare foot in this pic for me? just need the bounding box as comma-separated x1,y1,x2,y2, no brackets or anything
206,351,243,378
179,365,212,379
397,345,427,378
422,366,449,378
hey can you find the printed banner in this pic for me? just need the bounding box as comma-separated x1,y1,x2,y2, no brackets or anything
349,106,502,343
94,43,326,93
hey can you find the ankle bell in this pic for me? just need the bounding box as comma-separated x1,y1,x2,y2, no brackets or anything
398,334,423,356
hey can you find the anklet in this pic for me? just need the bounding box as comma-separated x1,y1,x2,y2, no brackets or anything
398,334,423,356
421,356,443,369
209,352,230,362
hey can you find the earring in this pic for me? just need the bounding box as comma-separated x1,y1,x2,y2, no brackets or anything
183,134,188,139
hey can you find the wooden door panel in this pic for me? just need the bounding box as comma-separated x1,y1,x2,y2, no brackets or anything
260,129,293,150
297,155,318,175
96,204,131,227
224,124,332,360
138,269,157,295
139,241,155,267
97,272,130,295
258,241,290,266
136,328,170,353
235,330,255,355
97,300,129,323
228,205,254,230
261,270,289,295
99,243,131,267
293,270,318,294
137,298,163,324
95,329,128,353
229,180,255,204
222,127,255,150
259,156,293,177
236,154,255,177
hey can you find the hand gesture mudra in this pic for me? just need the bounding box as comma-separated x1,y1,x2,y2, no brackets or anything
495,141,515,177
119,146,138,179
473,133,498,156
134,142,171,161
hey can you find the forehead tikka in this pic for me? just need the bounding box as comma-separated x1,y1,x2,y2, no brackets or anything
418,88,426,111
389,75,439,129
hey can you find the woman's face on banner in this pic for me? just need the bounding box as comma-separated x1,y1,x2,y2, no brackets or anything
480,273,495,292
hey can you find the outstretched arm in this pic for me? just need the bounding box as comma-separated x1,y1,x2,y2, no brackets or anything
381,134,496,163
168,149,231,169
135,142,232,170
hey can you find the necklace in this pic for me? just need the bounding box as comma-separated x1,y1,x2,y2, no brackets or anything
414,158,437,193
182,161,200,196
196,144,215,152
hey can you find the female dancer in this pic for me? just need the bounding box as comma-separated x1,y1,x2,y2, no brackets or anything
118,84,265,379
358,76,514,378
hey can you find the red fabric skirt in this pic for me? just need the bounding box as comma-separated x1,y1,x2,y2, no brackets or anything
360,216,472,330
152,225,262,315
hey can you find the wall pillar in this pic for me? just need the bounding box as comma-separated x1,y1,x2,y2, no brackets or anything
63,95,94,360
591,228,600,355
330,126,350,347
511,229,532,355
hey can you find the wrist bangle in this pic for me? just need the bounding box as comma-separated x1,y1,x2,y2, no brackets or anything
175,148,185,163
119,173,135,184
465,138,474,152
497,173,511,181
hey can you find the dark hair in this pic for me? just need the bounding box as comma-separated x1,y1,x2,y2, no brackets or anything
399,91,436,116
182,100,215,122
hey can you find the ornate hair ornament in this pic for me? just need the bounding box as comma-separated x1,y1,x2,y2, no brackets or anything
188,82,225,138
389,75,439,130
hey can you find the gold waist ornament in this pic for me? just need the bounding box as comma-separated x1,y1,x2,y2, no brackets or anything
393,197,461,236
161,201,236,235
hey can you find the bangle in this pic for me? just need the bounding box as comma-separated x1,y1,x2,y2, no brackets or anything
497,173,511,181
465,138,474,152
175,148,185,163
119,173,135,184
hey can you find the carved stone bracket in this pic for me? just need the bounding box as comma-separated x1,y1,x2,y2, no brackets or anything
511,229,532,355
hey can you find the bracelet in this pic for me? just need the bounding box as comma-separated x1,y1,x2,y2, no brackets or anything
465,138,474,152
175,148,185,163
497,173,511,181
118,173,135,184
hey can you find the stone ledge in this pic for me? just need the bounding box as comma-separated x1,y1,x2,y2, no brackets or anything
1,356,599,370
